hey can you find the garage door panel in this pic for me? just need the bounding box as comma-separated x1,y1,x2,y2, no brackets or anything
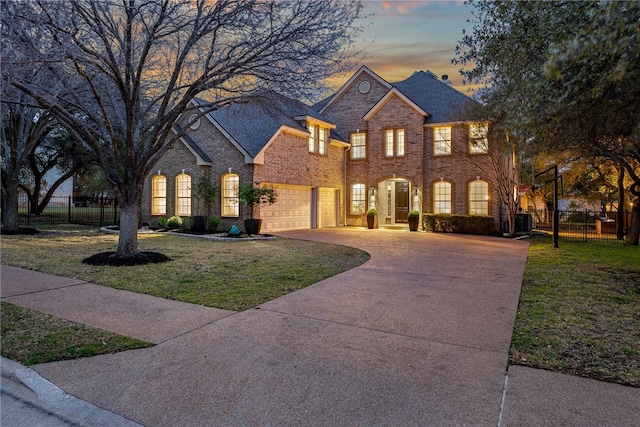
319,188,337,228
261,185,312,232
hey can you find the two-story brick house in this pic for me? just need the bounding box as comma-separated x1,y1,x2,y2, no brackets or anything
141,65,499,232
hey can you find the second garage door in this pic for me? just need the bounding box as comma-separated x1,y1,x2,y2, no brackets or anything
261,185,312,232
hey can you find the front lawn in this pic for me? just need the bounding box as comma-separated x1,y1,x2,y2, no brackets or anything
0,225,370,311
511,237,640,387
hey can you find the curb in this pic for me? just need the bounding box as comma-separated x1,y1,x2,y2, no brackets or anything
1,357,141,427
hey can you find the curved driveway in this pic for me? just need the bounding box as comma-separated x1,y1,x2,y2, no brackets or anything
9,229,532,425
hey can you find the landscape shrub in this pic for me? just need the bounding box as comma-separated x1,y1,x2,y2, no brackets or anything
166,216,183,229
423,214,495,235
209,215,220,231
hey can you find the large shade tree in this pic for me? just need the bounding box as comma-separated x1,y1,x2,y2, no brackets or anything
3,0,363,259
455,0,640,244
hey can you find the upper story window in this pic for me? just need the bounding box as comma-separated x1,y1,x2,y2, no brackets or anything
350,132,366,159
433,181,452,214
434,126,452,155
222,173,239,217
151,174,167,215
385,128,405,158
175,173,191,216
308,123,328,155
469,123,488,154
469,179,489,215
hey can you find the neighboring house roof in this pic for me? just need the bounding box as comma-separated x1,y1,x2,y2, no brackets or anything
200,92,337,161
172,124,212,165
391,71,474,124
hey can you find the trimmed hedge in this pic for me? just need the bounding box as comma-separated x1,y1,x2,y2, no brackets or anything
423,214,495,235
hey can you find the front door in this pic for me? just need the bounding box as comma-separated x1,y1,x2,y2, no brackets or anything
395,182,409,223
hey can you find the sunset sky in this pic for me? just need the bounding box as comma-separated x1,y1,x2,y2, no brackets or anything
331,0,478,94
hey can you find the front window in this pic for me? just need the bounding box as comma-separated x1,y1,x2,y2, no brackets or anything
385,128,405,158
351,183,366,214
222,173,239,217
434,126,451,155
350,132,366,159
175,173,191,216
433,181,452,214
469,123,488,153
469,179,489,215
151,175,166,215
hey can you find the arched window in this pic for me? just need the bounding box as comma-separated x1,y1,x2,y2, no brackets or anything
351,183,366,214
175,173,191,216
151,175,166,215
469,180,489,215
433,181,452,214
222,173,239,217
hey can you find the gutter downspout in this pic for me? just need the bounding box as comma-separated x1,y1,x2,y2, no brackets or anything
344,145,351,226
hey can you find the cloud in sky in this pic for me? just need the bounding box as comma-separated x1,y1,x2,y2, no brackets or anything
328,0,480,95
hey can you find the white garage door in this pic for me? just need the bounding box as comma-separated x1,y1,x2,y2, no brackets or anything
261,185,312,232
319,187,338,228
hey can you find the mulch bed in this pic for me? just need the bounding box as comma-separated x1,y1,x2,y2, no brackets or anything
82,251,171,266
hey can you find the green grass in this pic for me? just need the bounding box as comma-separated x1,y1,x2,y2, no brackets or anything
1,302,153,365
0,225,369,365
1,225,369,311
511,237,640,387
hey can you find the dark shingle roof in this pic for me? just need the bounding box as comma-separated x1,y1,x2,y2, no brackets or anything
391,71,475,124
205,92,335,158
172,124,212,163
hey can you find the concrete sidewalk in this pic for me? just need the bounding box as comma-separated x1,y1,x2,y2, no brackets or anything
1,228,638,426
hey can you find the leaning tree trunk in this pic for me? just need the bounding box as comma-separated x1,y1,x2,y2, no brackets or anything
625,199,640,246
114,200,140,258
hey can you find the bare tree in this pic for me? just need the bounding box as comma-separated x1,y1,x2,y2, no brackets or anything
1,88,56,231
3,0,363,259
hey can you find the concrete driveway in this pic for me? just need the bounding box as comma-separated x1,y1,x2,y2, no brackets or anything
7,228,636,426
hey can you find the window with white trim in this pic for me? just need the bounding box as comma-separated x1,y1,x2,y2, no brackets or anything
351,183,366,214
308,123,328,155
175,173,191,216
350,132,366,159
222,173,239,217
385,128,405,158
434,126,451,155
433,181,452,214
469,179,489,215
469,123,488,153
151,175,167,215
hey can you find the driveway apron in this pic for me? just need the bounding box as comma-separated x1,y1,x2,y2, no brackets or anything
25,228,530,426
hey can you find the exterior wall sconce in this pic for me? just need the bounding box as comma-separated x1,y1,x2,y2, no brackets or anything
157,170,161,176
182,169,185,174
228,167,233,174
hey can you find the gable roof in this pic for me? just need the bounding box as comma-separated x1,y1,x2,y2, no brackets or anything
172,124,212,165
391,71,474,124
363,87,429,121
201,92,336,161
316,65,391,114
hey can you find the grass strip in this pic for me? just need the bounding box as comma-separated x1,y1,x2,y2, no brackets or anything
1,302,153,365
511,237,640,387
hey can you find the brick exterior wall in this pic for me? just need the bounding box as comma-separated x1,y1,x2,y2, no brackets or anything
142,67,503,232
423,124,500,217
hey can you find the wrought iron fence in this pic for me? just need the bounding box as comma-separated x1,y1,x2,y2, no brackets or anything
18,195,119,227
520,209,630,242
